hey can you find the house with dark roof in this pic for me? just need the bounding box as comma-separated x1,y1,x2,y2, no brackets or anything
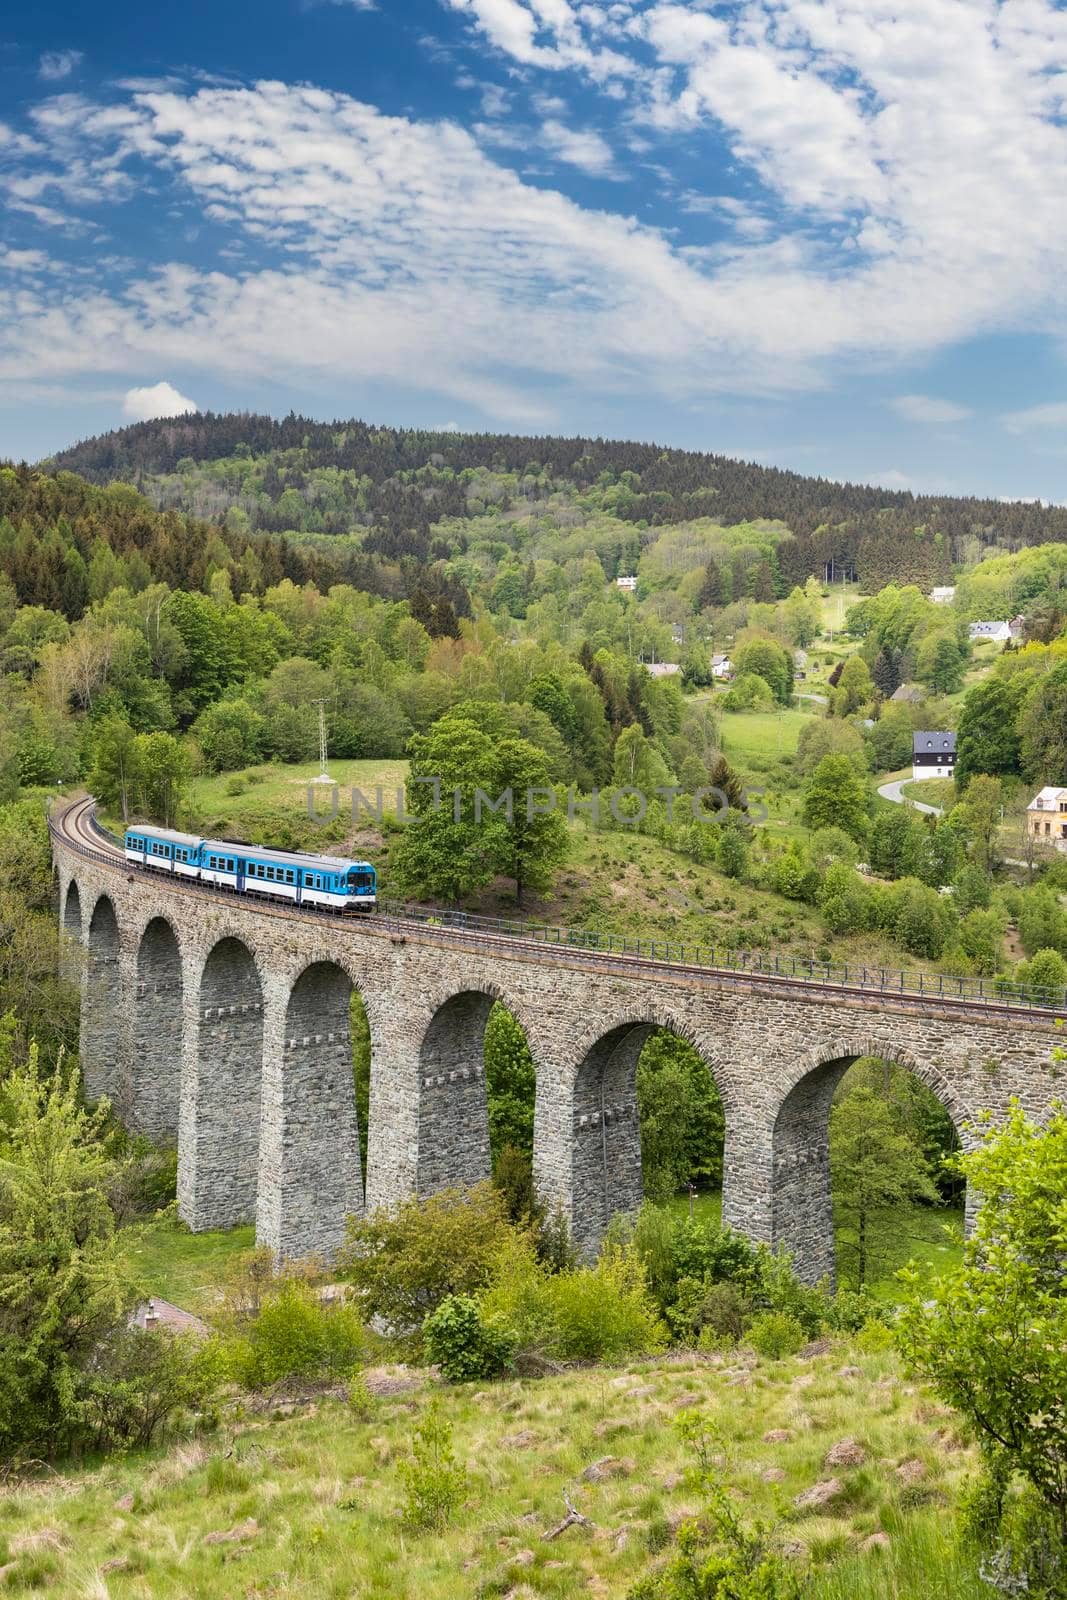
912,731,956,781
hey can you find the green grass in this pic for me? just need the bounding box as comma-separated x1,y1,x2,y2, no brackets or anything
102,757,410,848
187,756,410,820
718,707,813,767
120,1217,255,1313
900,778,954,811
0,1339,983,1598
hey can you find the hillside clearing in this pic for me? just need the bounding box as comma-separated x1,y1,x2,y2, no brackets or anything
0,1341,983,1599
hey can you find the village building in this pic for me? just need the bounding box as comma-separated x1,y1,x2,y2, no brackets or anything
968,619,1011,643
912,730,956,780
1026,786,1067,853
710,652,733,680
615,574,637,592
930,585,956,604
890,682,924,703
643,661,681,678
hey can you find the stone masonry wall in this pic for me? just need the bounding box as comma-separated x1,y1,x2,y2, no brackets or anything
55,837,1066,1281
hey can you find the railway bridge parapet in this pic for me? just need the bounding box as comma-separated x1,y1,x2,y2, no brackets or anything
51,803,1065,1283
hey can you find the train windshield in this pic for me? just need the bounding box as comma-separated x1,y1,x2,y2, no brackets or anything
348,870,374,891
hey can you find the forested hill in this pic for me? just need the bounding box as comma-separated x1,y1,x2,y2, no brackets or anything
47,412,1067,593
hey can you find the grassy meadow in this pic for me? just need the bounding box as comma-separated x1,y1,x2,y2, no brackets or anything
0,1336,985,1599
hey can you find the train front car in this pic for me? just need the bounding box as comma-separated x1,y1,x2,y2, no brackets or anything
346,861,376,912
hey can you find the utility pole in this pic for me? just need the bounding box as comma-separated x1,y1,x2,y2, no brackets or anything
312,698,332,785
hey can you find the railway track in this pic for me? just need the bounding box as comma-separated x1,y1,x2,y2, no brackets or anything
50,794,1066,1024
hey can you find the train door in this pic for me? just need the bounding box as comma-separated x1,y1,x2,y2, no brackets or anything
236,856,245,893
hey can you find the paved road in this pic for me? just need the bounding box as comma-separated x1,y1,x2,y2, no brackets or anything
796,691,829,705
877,778,943,816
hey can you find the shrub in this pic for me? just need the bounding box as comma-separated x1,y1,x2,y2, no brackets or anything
491,1144,537,1224
400,1402,468,1531
825,1286,880,1334
1017,947,1067,1005
746,1311,806,1359
76,1324,222,1453
423,1295,514,1382
480,1234,664,1366
224,775,247,796
225,1280,365,1389
629,1413,802,1600
339,1182,516,1348
346,1369,373,1419
853,1318,894,1353
670,1279,747,1348
548,1245,666,1362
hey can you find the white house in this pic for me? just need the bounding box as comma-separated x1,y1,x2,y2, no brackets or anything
710,653,733,680
912,731,956,781
1027,786,1067,854
615,575,638,592
930,586,956,604
968,619,1011,643
644,661,681,678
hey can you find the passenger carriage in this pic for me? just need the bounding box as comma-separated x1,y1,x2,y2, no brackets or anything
122,825,376,911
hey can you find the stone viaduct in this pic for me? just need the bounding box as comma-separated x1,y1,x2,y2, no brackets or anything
52,807,1065,1285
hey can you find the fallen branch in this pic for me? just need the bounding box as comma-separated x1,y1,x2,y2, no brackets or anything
542,1489,598,1541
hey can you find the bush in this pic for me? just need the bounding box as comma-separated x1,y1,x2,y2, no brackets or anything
746,1311,806,1359
225,1280,365,1390
479,1234,665,1366
400,1402,468,1531
224,775,247,796
423,1295,514,1382
339,1182,516,1349
629,1412,802,1600
548,1245,666,1362
669,1278,747,1347
76,1324,222,1453
491,1144,537,1224
1017,947,1067,1005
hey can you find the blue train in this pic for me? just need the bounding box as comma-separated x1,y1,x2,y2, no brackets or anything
123,824,376,912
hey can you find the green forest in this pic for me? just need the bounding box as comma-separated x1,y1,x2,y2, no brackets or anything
0,417,1065,1596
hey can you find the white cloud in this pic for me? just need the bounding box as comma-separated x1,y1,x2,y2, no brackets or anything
122,381,199,422
890,394,972,424
1002,401,1067,433
38,51,83,82
872,468,913,489
4,14,1067,428
540,117,615,173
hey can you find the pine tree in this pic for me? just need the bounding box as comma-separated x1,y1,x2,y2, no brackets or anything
697,558,723,610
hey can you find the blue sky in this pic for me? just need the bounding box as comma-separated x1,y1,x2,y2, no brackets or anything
3,0,1067,499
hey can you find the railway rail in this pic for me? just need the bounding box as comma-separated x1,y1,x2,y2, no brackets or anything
50,794,1067,1024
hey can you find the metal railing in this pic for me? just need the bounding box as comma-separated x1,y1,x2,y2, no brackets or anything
51,810,1067,1019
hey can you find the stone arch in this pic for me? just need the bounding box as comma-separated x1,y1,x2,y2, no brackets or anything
415,988,502,1196
565,1010,728,1261
187,934,264,1230
130,916,183,1143
770,1036,970,1287
62,877,82,942
82,893,121,1103
262,960,365,1261
59,878,83,986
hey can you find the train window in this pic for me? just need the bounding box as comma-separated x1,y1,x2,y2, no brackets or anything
286,870,294,884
